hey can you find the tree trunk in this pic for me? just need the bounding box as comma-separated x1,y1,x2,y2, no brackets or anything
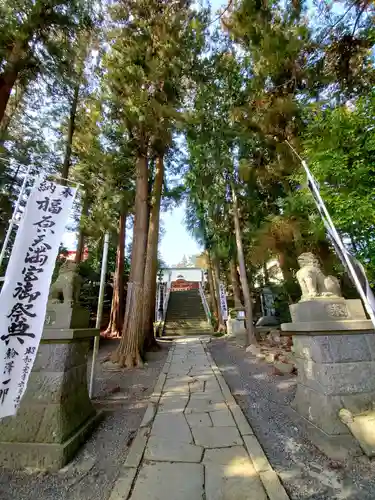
212,255,226,332
230,258,243,308
75,195,90,264
232,186,256,345
61,80,80,181
0,40,28,125
278,250,300,303
0,81,26,142
112,154,149,367
104,210,127,338
143,155,164,351
263,262,269,286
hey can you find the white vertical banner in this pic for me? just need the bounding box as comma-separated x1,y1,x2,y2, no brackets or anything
0,178,77,418
219,282,228,321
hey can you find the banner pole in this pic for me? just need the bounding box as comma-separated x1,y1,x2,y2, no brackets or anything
0,165,33,269
89,231,110,398
286,141,375,328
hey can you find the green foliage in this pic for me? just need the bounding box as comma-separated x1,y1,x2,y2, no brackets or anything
2,0,375,321
302,91,375,281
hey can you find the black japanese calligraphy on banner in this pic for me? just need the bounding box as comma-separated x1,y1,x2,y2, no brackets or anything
0,177,76,417
219,283,228,321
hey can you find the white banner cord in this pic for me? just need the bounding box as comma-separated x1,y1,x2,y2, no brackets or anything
286,140,375,329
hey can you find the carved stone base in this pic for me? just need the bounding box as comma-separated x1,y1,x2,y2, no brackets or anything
290,408,363,460
0,329,100,470
290,298,366,323
0,412,102,470
44,304,90,330
282,298,373,334
286,330,375,459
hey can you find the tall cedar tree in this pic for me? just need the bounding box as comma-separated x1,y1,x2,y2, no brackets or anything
106,0,205,366
0,0,92,125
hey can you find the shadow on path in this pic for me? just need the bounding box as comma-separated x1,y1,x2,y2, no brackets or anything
0,341,169,500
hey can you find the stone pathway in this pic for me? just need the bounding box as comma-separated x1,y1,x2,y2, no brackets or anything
107,337,290,500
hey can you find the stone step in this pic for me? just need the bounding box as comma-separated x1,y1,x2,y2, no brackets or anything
165,316,207,323
162,330,212,336
165,324,209,329
164,289,210,335
164,324,212,329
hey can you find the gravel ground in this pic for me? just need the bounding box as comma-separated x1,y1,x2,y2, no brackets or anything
209,338,375,500
0,339,170,500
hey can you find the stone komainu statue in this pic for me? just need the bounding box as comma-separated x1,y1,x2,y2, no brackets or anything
48,260,82,305
296,252,342,301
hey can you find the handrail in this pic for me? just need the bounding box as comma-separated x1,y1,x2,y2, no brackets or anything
199,282,211,323
162,281,171,323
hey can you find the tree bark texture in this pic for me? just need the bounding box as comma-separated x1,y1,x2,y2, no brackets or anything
230,258,243,308
113,154,149,367
0,40,29,125
232,186,256,345
104,210,126,338
61,80,80,181
75,194,90,264
263,262,269,285
0,81,26,142
278,251,300,303
143,155,164,351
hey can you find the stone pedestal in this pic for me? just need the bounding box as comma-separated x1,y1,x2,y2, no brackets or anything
227,318,247,345
282,299,375,460
0,305,101,471
44,303,90,330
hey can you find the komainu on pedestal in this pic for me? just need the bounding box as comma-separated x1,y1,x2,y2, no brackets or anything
282,252,375,460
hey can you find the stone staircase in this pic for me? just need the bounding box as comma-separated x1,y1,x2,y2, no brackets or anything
163,289,212,336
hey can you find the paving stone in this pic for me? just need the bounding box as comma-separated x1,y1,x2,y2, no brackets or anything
186,412,212,427
210,408,236,427
243,435,272,473
152,372,167,399
162,362,171,374
213,371,237,406
191,426,242,448
151,413,192,443
163,379,190,394
108,467,137,500
192,374,217,383
124,427,149,468
167,370,190,378
189,368,211,377
189,391,224,404
204,380,222,393
230,405,254,436
259,470,290,500
205,463,268,500
144,436,203,463
130,462,204,500
165,375,195,383
185,399,228,414
158,394,189,414
140,403,156,428
189,379,205,393
203,446,251,465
